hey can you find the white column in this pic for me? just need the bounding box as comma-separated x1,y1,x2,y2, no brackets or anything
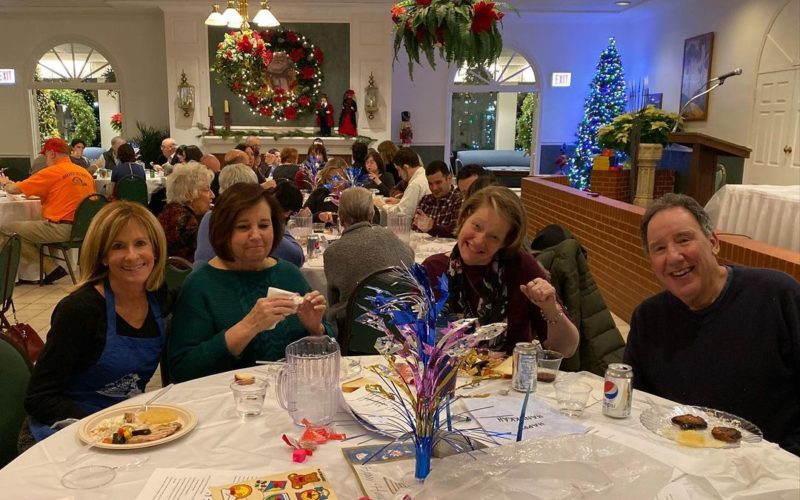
495,92,517,150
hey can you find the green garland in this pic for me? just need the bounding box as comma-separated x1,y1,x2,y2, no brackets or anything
50,89,97,144
391,0,511,77
35,89,59,143
515,93,535,153
196,123,375,145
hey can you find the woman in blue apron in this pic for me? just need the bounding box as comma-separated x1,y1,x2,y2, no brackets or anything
23,201,170,443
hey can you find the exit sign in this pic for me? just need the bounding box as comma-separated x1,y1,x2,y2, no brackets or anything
0,69,15,85
551,72,572,87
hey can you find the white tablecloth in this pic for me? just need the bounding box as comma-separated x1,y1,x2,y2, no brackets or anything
1,359,797,499
93,175,165,200
0,195,44,281
705,184,800,252
0,195,42,227
300,232,456,298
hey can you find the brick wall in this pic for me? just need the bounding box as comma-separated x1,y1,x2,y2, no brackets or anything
589,170,675,202
522,177,800,322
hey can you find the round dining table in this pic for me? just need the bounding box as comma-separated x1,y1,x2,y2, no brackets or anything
1,356,797,499
0,193,44,281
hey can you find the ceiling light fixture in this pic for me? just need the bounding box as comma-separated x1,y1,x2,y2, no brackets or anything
205,0,280,29
615,1,632,6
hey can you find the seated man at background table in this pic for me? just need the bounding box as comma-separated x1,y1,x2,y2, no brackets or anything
324,187,415,333
0,138,95,284
373,147,430,217
624,193,800,456
95,136,125,170
156,137,178,166
456,163,486,194
413,160,463,238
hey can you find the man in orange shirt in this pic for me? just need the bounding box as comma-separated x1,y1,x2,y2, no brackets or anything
0,138,96,283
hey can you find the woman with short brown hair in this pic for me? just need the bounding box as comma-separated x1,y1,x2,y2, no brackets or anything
168,183,330,382
423,186,579,356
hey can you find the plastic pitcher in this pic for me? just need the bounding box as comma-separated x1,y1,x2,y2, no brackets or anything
276,336,341,426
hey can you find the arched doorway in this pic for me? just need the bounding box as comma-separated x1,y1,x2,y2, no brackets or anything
446,49,540,173
746,0,800,185
31,42,121,152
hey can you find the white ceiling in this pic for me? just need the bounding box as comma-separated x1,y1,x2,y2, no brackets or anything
0,0,654,14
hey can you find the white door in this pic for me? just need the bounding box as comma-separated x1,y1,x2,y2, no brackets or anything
747,69,800,185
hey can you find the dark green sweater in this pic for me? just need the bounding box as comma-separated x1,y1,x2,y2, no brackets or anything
168,260,331,382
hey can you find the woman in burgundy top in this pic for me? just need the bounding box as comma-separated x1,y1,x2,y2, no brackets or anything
157,162,215,262
422,186,579,356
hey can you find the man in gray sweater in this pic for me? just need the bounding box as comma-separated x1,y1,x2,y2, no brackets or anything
323,187,415,332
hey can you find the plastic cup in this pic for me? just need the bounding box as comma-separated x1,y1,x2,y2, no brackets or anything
554,381,592,417
230,379,267,417
537,350,564,383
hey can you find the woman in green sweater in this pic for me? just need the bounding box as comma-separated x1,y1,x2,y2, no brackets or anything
168,183,330,382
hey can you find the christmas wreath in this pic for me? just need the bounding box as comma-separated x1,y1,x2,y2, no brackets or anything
391,0,510,76
211,28,324,122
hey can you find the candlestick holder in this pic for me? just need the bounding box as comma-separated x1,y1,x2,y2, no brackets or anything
208,115,216,136
224,111,231,132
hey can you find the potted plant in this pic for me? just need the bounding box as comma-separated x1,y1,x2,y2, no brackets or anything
598,105,682,207
132,122,169,167
597,105,682,157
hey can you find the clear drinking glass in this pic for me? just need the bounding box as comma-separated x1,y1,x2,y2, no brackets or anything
388,213,411,245
537,350,564,383
230,379,268,417
554,381,593,417
294,215,313,244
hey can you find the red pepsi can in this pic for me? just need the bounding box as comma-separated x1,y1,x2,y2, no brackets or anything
602,363,632,418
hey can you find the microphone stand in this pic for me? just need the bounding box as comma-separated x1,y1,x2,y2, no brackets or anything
671,77,730,133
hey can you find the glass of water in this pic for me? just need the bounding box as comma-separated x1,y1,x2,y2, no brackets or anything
230,379,268,417
554,381,592,417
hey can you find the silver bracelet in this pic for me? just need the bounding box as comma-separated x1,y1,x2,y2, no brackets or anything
541,308,564,326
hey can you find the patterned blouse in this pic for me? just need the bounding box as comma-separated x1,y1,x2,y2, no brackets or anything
157,202,200,262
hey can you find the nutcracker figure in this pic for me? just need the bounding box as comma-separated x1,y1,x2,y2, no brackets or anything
316,94,334,137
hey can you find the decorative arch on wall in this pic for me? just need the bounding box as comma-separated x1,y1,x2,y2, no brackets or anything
445,48,542,173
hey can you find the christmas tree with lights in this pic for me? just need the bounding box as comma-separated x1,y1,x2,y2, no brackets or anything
566,37,627,190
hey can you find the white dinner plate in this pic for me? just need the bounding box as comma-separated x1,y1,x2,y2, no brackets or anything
78,404,197,450
640,404,762,448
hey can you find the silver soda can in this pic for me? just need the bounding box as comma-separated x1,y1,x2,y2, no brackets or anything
512,342,538,393
602,363,633,418
306,234,320,259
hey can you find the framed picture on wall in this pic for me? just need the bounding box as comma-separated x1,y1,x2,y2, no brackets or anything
679,32,714,121
646,92,663,109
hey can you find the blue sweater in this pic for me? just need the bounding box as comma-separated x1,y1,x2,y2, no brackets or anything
624,266,800,456
193,211,304,268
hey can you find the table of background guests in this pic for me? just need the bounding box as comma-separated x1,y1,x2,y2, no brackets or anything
300,232,457,300
704,184,800,252
93,174,166,201
0,192,43,281
0,356,796,499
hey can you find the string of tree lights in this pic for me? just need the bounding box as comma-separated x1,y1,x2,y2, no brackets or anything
566,37,627,190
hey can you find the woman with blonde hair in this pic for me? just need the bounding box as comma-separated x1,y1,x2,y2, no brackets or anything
23,201,170,443
423,186,579,356
301,157,347,223
157,161,215,261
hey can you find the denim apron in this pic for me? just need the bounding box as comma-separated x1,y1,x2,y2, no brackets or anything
29,281,165,441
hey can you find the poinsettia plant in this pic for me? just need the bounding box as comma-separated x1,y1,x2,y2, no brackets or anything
110,113,123,133
597,106,682,155
391,0,513,76
211,28,324,122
